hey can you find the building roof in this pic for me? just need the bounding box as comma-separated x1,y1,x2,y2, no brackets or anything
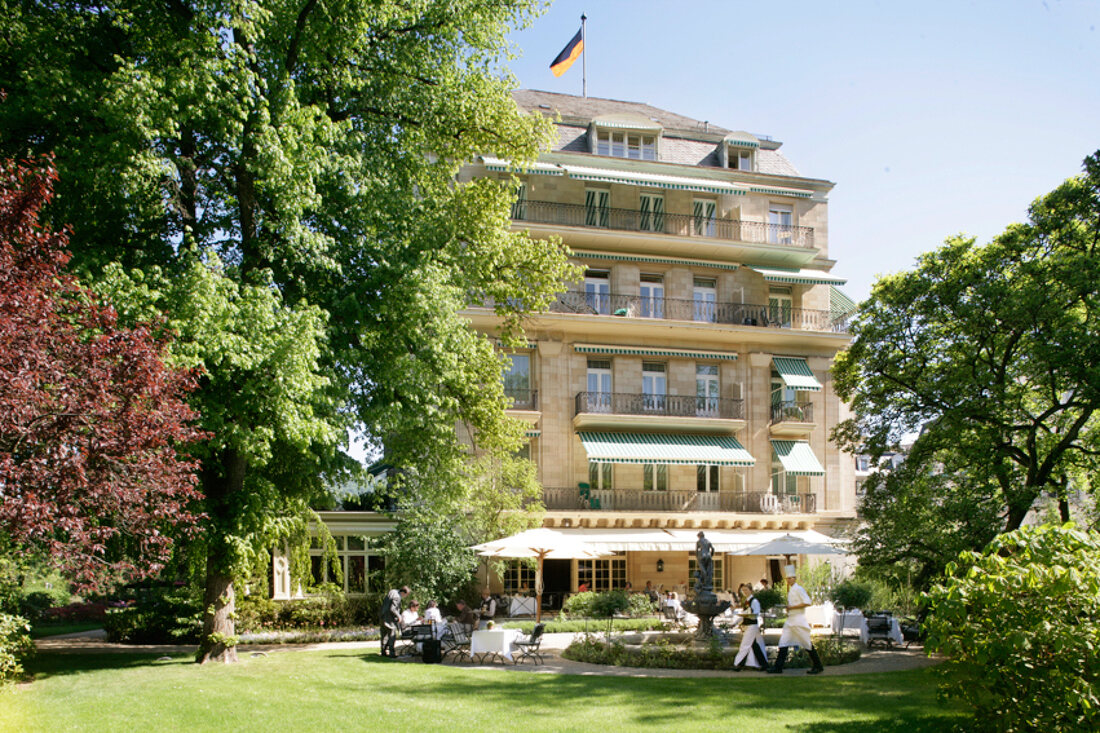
514,89,732,136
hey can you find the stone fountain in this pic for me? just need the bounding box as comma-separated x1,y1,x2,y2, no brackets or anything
682,531,731,640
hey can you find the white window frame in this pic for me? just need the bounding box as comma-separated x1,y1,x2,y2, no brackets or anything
587,359,612,412
729,148,753,171
597,129,656,160
584,270,611,314
697,464,719,493
642,362,666,412
588,460,614,490
585,188,610,228
693,278,717,323
639,193,665,232
639,274,664,319
693,198,717,237
643,463,669,492
768,288,793,328
768,203,794,244
696,363,720,416
503,352,532,408
308,534,385,596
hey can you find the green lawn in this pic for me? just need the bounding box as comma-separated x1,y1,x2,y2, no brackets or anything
28,622,103,639
2,649,962,733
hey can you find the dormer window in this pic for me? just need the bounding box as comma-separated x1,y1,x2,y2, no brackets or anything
729,149,753,171
597,129,656,160
723,132,760,171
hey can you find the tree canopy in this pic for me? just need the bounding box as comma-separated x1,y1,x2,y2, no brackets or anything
834,151,1100,581
0,0,573,662
0,158,202,591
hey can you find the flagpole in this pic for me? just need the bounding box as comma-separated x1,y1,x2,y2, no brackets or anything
581,13,587,98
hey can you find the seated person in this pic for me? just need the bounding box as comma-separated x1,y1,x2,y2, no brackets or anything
422,600,443,625
664,591,686,619
400,600,421,628
644,581,658,604
455,600,478,631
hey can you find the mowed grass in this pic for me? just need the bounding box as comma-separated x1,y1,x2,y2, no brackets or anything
2,648,962,733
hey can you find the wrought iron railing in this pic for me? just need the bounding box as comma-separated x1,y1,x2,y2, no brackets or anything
575,391,744,420
515,200,815,249
505,388,538,410
541,487,816,514
548,290,851,333
770,401,814,424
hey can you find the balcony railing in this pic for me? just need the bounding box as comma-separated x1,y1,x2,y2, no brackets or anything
770,400,813,424
542,487,817,514
549,290,851,333
575,391,745,420
514,200,815,250
505,388,538,410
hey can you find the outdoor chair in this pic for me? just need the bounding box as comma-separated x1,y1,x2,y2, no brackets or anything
866,614,894,648
513,622,547,665
441,622,472,662
661,605,687,630
397,623,434,657
578,482,601,510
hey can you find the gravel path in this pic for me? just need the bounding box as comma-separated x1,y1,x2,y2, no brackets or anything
36,629,940,677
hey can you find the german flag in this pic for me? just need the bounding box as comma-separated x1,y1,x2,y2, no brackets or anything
550,28,583,77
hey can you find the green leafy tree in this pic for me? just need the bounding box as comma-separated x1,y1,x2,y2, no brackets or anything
835,151,1100,580
1,0,574,662
924,524,1100,732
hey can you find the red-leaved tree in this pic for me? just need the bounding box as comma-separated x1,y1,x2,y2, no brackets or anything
0,158,203,591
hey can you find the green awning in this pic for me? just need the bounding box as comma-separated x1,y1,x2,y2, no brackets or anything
724,132,760,149
749,267,846,285
560,164,747,196
773,357,822,392
572,250,740,272
480,156,564,176
772,440,825,476
578,432,755,467
829,286,858,320
574,344,738,361
748,186,814,199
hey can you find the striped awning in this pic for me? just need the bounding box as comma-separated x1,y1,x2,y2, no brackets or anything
579,432,755,467
749,186,814,199
572,251,739,272
724,132,760,149
560,164,747,196
592,115,663,131
480,156,564,176
773,357,822,392
750,267,846,285
772,440,825,476
830,286,859,320
574,344,738,361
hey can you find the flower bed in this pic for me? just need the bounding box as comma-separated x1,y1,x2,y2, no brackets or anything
238,627,380,645
562,633,860,670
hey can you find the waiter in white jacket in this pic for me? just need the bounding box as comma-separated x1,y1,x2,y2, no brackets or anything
767,564,825,674
732,584,769,671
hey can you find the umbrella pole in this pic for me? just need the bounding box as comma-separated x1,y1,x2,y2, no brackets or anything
536,553,545,624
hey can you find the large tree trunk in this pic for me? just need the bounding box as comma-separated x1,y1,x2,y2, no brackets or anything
196,449,247,664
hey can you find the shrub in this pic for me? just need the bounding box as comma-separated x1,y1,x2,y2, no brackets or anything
235,591,383,633
831,580,873,611
103,585,201,644
0,613,34,684
502,618,663,634
562,590,657,618
924,524,1100,733
752,587,784,612
561,633,859,670
40,601,108,624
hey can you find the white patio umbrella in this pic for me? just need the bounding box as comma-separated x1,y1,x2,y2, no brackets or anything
472,527,613,623
729,533,845,563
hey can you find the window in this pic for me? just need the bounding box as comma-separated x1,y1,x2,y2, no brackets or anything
771,367,808,420
309,534,385,595
584,270,610,314
639,193,665,232
771,452,799,496
696,364,719,416
597,130,656,160
642,362,666,412
503,560,536,594
587,358,612,412
689,556,723,591
693,198,717,237
693,278,717,322
643,464,668,491
768,288,793,328
577,553,627,591
504,353,532,408
585,188,610,228
697,464,719,492
510,183,527,219
588,461,613,490
729,149,753,171
768,203,793,244
639,274,664,318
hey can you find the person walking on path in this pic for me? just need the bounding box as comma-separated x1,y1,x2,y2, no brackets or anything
767,565,824,675
379,585,409,658
733,583,769,671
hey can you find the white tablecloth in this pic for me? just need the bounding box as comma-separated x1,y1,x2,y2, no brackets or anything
470,629,523,661
833,610,869,644
885,617,904,645
509,597,536,617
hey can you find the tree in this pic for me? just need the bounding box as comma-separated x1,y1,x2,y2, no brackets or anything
924,524,1100,732
0,158,202,592
1,1,573,662
834,151,1100,575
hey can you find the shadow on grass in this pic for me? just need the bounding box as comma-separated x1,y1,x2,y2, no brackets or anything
27,652,193,681
352,649,965,730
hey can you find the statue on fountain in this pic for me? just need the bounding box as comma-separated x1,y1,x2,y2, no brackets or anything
694,531,714,596
684,531,729,640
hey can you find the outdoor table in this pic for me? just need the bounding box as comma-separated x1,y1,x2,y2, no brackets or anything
470,628,523,662
509,596,536,617
885,617,904,645
833,610,869,645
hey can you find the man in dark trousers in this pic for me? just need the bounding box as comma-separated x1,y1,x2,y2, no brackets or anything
380,585,409,658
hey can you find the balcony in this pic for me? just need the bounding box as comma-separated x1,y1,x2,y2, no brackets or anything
505,388,538,411
573,391,745,434
542,487,817,514
514,200,815,249
769,401,814,437
550,290,851,333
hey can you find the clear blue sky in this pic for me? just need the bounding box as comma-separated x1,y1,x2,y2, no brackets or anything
504,0,1100,302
